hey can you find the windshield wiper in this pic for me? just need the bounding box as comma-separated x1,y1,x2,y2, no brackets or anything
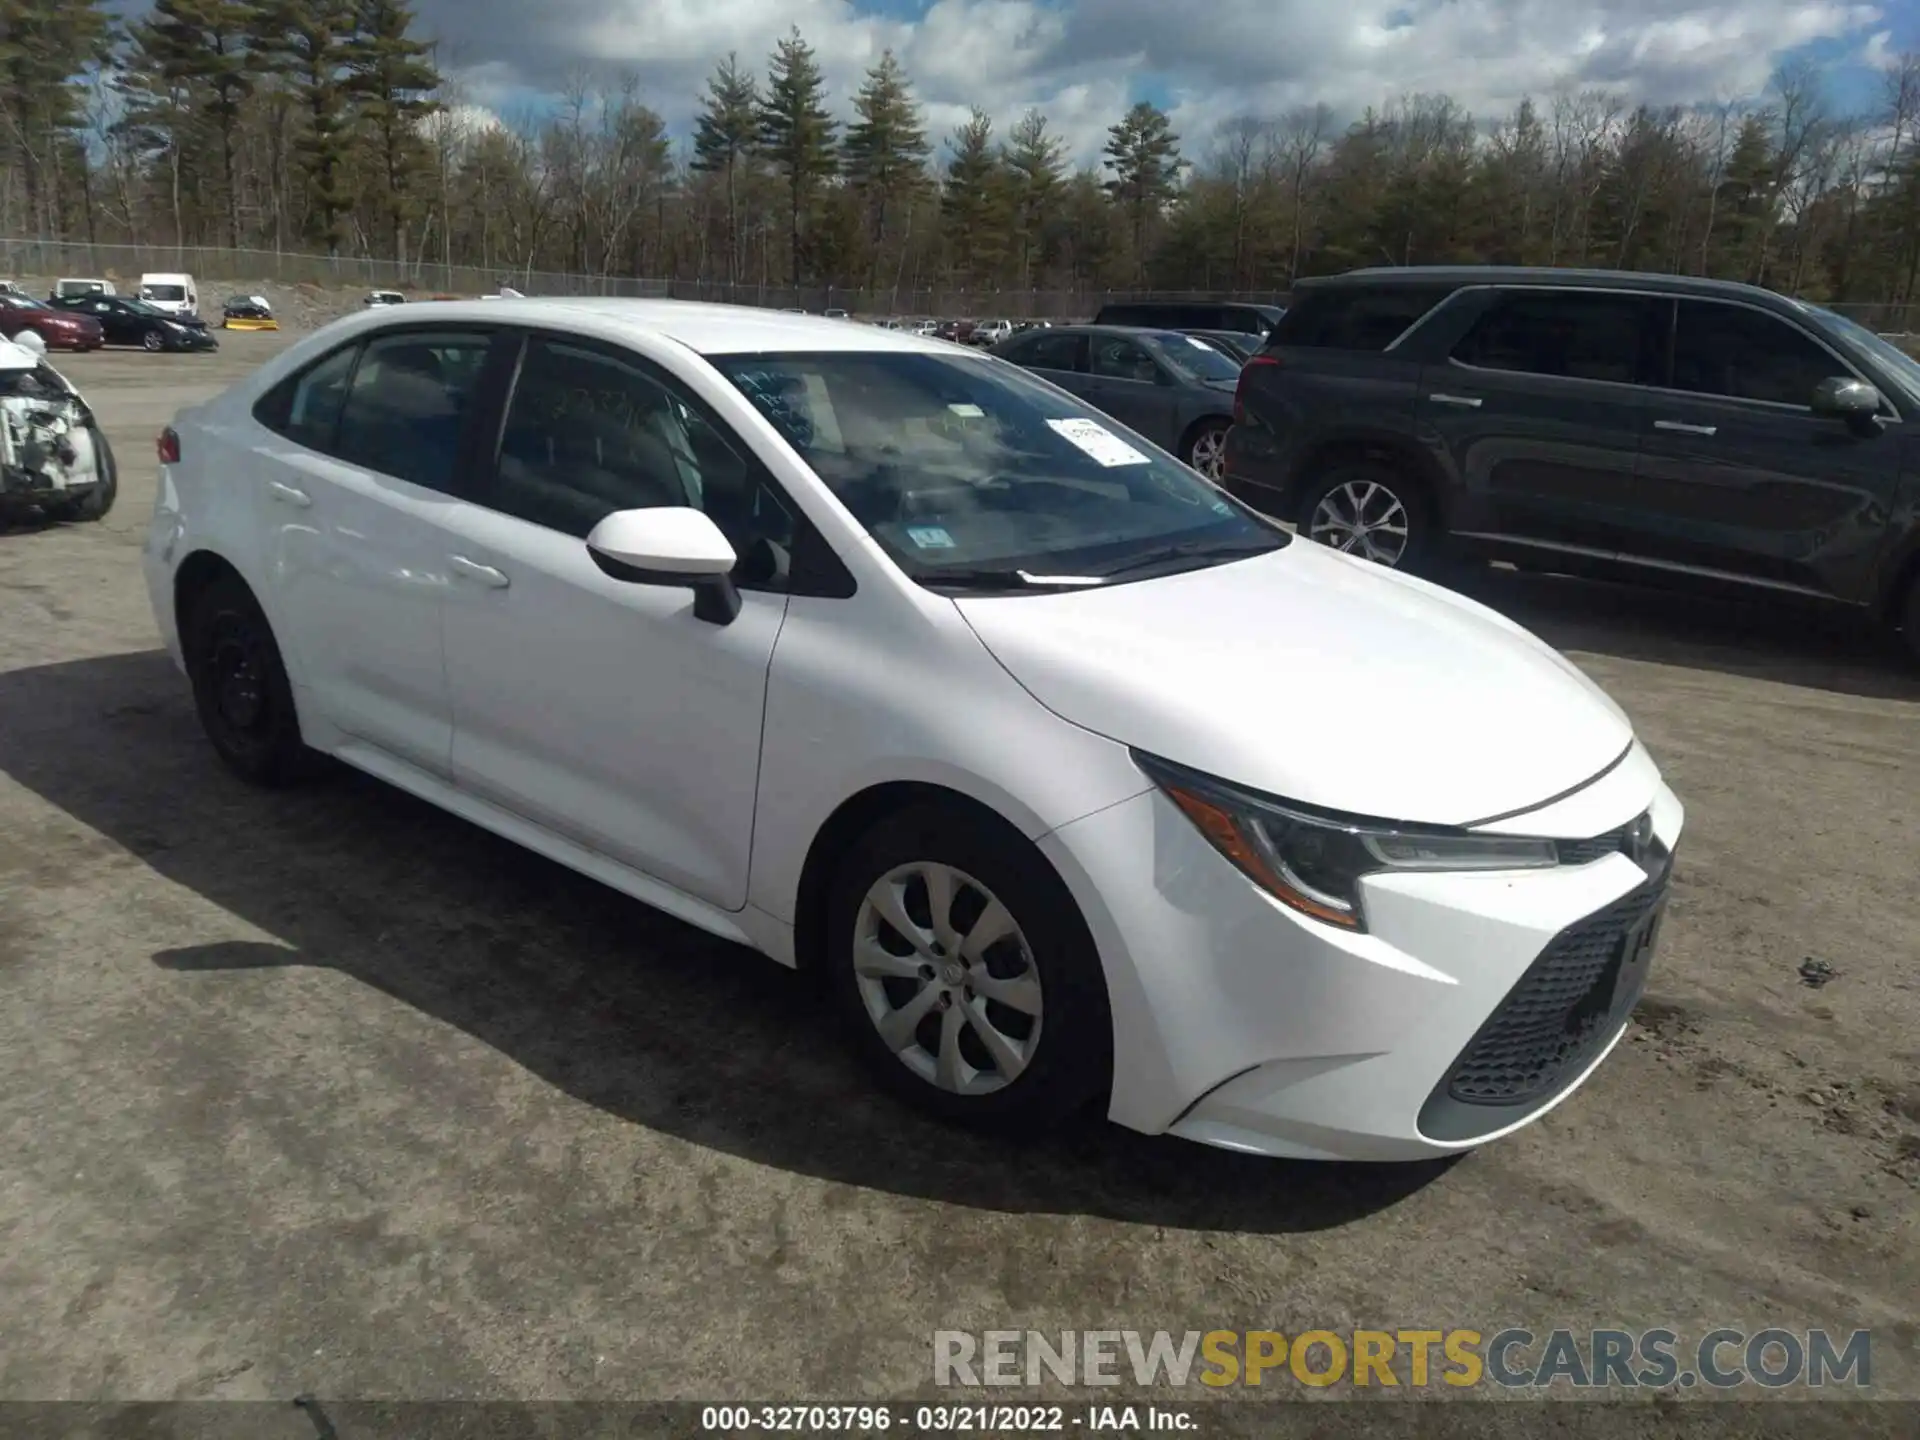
1093,536,1283,580
920,567,1108,592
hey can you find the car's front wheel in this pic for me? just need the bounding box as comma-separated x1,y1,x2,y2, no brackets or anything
827,803,1111,1135
1186,418,1231,480
1296,461,1431,570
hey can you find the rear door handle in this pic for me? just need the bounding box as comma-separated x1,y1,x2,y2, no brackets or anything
1654,420,1717,436
448,554,510,589
1429,393,1482,408
267,480,311,508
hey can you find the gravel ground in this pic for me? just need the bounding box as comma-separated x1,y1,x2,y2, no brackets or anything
0,339,1915,1421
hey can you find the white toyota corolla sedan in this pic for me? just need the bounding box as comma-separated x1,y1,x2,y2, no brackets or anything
143,300,1683,1161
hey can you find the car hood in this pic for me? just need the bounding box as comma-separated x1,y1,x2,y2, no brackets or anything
953,541,1635,827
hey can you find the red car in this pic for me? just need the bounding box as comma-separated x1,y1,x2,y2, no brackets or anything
0,292,104,351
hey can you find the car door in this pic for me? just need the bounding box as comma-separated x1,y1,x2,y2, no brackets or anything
1630,298,1905,601
252,326,496,778
1085,333,1180,445
83,299,125,343
434,331,799,910
1419,286,1662,550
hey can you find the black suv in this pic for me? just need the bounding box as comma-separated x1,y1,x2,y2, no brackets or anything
1224,266,1920,658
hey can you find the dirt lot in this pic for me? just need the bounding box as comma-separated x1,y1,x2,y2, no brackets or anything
0,337,1916,1415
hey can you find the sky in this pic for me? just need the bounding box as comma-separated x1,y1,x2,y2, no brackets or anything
186,0,1920,165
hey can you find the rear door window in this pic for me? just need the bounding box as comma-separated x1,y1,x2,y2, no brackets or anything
1451,289,1662,385
330,330,493,491
1020,331,1088,372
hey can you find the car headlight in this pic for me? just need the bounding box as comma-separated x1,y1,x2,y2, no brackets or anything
1133,751,1558,931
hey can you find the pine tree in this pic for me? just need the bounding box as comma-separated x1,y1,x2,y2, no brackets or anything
842,50,929,287
942,108,1008,285
256,0,357,254
128,0,257,247
0,0,114,238
756,27,838,287
345,0,442,268
1102,101,1185,280
692,53,760,285
1003,108,1064,288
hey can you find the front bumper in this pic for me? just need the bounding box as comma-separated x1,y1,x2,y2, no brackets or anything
1038,751,1684,1160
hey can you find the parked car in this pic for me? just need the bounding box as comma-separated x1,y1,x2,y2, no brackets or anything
0,293,104,352
1094,300,1285,338
994,323,1241,478
363,290,407,307
50,293,217,352
0,333,117,521
1224,265,1920,661
1182,329,1255,364
138,272,199,318
933,318,974,343
145,299,1682,1161
970,319,1015,347
52,277,115,301
220,294,279,331
823,307,851,320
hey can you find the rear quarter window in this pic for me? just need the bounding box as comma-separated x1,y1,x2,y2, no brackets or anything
1271,286,1454,351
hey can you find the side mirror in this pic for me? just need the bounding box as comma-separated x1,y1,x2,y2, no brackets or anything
1810,376,1882,423
585,507,742,625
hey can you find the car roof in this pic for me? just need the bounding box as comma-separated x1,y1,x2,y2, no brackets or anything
1301,265,1803,309
352,298,980,357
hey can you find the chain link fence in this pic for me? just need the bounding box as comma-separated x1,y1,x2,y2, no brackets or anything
0,239,1298,320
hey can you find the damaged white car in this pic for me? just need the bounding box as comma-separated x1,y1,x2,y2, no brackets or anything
0,332,117,522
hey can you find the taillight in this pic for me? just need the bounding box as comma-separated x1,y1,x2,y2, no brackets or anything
1233,353,1281,425
157,427,180,464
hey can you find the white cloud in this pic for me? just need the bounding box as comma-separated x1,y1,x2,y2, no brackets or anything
411,0,1892,169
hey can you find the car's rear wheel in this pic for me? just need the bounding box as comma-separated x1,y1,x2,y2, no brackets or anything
141,328,165,352
1186,418,1231,480
827,802,1111,1135
184,574,320,786
1296,460,1431,570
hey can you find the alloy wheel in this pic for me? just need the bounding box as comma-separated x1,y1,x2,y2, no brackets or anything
1189,425,1228,479
852,861,1043,1096
1309,479,1410,566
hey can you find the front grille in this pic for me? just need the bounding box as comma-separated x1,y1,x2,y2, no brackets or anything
1442,874,1667,1107
1554,809,1651,866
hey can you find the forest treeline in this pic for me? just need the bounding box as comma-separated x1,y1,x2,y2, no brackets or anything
11,0,1920,302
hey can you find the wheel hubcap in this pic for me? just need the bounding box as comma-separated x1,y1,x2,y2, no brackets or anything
207,621,266,731
1191,427,1227,479
853,861,1043,1096
1309,480,1410,566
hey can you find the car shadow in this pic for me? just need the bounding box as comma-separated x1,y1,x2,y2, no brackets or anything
0,649,1452,1235
1445,564,1920,702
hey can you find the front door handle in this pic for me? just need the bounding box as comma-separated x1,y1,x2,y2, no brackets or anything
1430,393,1482,408
1654,419,1718,436
448,554,510,589
267,480,312,508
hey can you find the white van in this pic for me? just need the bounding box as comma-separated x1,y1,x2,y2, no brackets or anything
138,273,198,318
53,278,116,300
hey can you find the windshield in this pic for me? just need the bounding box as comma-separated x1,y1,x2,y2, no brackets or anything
1808,307,1920,399
1153,332,1244,382
1,294,44,309
142,285,187,302
710,349,1285,586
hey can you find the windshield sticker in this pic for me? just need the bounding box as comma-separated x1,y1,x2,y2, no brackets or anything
906,525,957,549
947,402,984,417
1046,417,1150,467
